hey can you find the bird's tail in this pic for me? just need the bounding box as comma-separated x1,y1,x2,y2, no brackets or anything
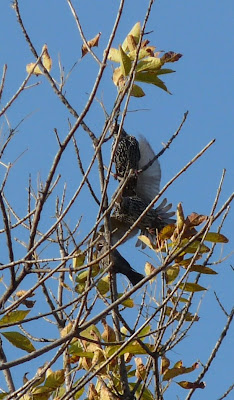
135,198,175,249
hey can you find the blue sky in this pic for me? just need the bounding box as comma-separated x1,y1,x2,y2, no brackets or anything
0,1,233,399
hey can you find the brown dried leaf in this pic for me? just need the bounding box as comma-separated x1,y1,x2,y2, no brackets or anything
101,318,116,342
177,380,206,389
127,34,137,51
135,357,146,381
161,51,183,63
160,356,170,374
22,299,36,308
82,32,101,57
88,383,98,400
186,212,208,227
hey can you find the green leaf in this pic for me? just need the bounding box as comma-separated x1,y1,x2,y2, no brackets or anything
0,310,30,327
131,84,145,97
107,341,154,357
136,57,162,72
44,370,65,390
119,45,132,76
121,297,134,308
171,296,189,303
135,72,170,93
97,275,110,295
2,331,35,353
79,324,101,341
75,281,85,294
188,265,217,274
138,324,151,338
155,68,175,75
31,386,51,399
129,382,154,400
0,393,8,400
181,240,210,254
122,22,141,52
178,282,207,292
202,232,229,243
76,264,99,282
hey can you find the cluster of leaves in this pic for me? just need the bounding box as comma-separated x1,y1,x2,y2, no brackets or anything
0,200,228,399
108,22,182,96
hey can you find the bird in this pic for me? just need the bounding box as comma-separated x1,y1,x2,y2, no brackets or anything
110,126,174,246
112,195,175,247
97,240,144,286
111,123,141,196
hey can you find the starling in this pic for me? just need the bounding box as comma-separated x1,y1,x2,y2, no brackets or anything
112,195,175,247
111,124,141,196
97,240,144,285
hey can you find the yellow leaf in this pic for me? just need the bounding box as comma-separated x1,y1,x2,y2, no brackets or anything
177,203,185,231
73,251,86,269
144,262,157,282
108,47,121,62
122,22,141,52
112,67,124,87
42,44,52,72
26,62,43,76
137,235,156,249
60,321,74,338
16,290,35,298
121,297,134,308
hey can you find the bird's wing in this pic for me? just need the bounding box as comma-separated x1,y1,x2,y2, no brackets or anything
136,135,161,203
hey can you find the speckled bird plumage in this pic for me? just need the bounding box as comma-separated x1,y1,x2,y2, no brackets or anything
113,195,174,231
111,195,175,247
112,124,141,196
